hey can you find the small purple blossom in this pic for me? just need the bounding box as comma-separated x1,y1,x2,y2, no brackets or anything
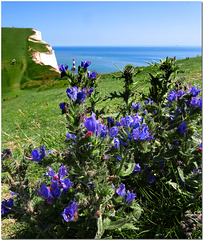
110,126,118,137
126,190,136,203
189,84,202,97
176,108,182,114
66,87,78,100
132,102,140,110
59,165,67,179
61,206,75,222
68,200,78,213
177,122,187,133
39,183,51,198
184,100,191,108
87,71,97,79
167,90,176,102
11,192,19,196
133,163,141,172
59,64,66,72
115,121,121,127
148,174,155,183
116,184,126,197
6,198,14,207
84,112,97,133
30,145,46,162
81,61,91,68
87,183,95,189
51,187,61,199
117,156,122,161
114,138,120,148
59,102,65,110
60,178,73,192
1,199,13,215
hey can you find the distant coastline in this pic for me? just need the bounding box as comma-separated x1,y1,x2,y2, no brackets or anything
53,46,202,73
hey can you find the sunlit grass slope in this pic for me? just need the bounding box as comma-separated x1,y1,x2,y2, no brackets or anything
1,27,60,97
1,56,202,151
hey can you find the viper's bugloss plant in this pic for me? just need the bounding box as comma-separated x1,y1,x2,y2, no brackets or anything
2,59,202,239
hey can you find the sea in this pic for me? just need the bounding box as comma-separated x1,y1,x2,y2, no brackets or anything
53,46,202,74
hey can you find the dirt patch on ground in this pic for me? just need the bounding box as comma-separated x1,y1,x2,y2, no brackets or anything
2,141,18,151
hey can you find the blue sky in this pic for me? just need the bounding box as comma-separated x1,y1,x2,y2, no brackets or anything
1,1,202,46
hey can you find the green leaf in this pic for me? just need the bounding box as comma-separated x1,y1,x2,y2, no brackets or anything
177,167,185,181
131,203,143,220
96,216,111,239
185,179,199,189
121,223,139,230
120,159,135,177
106,218,129,230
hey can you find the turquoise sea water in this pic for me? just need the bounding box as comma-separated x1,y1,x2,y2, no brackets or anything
53,46,202,73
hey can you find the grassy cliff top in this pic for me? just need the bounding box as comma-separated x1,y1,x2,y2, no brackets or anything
1,27,59,97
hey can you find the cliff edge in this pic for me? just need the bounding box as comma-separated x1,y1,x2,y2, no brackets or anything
28,29,59,72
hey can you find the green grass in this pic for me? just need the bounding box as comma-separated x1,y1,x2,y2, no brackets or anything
2,56,202,150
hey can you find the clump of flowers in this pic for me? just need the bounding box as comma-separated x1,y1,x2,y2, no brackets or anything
1,198,14,215
116,184,136,203
25,145,46,162
39,165,73,204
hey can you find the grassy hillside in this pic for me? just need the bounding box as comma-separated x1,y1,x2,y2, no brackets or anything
1,27,60,97
1,56,202,150
1,56,202,239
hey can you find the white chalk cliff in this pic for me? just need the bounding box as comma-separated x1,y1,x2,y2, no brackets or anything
28,29,59,72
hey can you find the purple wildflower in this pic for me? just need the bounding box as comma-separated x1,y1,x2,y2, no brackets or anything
39,183,51,198
60,178,73,192
68,200,78,213
133,163,141,172
1,200,13,215
132,102,140,110
30,146,46,162
116,184,126,197
148,174,155,183
59,64,66,72
115,121,121,127
51,187,61,199
177,122,187,133
81,61,91,68
84,112,97,133
76,90,86,103
167,90,176,102
117,156,122,161
59,102,65,110
11,192,19,196
177,90,186,99
87,183,95,189
87,71,97,79
61,206,75,222
126,190,136,203
66,87,78,100
6,198,14,207
110,126,118,138
59,165,67,180
114,138,120,148
189,84,202,97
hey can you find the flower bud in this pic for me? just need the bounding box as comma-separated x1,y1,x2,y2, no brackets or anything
54,175,59,181
86,131,92,137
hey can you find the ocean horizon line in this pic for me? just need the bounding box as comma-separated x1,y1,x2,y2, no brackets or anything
53,45,202,48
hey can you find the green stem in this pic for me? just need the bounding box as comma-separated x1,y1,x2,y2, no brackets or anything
118,203,127,218
116,150,127,177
